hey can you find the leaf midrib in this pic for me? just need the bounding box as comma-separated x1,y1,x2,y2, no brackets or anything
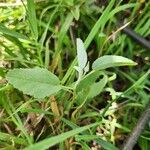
7,75,59,85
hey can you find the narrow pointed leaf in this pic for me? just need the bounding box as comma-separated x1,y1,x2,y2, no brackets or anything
75,135,119,150
71,6,80,20
77,38,87,70
0,23,29,40
92,55,137,70
27,0,38,40
24,122,100,150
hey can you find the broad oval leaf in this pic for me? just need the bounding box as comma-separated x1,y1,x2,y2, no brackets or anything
77,38,87,70
6,67,61,99
76,71,101,92
92,55,137,70
76,71,107,105
88,74,108,99
76,88,90,106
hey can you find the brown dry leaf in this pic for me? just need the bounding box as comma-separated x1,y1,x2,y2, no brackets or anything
50,95,60,123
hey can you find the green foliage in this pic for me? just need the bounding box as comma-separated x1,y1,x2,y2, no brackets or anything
26,0,38,40
24,122,100,150
92,55,137,70
6,39,137,101
87,73,108,99
76,38,88,72
75,135,119,150
0,23,29,40
0,0,150,149
6,67,61,98
76,71,102,92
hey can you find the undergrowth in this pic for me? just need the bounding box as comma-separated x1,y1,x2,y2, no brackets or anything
0,0,150,149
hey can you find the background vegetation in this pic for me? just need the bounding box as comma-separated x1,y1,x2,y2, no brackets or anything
0,0,150,149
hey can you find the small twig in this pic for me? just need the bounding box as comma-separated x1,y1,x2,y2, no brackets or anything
122,102,150,150
119,22,150,50
106,21,131,43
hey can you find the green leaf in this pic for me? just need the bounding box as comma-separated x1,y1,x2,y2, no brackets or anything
88,74,108,98
125,69,150,94
27,0,38,40
6,67,61,98
0,67,6,77
24,122,100,150
80,142,91,150
76,71,101,92
84,0,115,49
76,38,87,70
76,72,108,103
0,23,29,40
105,88,122,100
75,135,119,150
57,13,74,50
2,34,28,59
64,0,74,6
92,55,137,70
139,138,150,150
0,132,27,145
76,88,90,105
61,0,115,84
71,5,80,20
96,138,119,150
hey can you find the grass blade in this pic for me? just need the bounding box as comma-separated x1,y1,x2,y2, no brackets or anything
24,122,100,150
0,23,29,40
26,0,38,40
62,0,115,84
75,135,119,150
84,0,115,49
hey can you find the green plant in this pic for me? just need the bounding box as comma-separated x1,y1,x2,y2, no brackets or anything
5,38,137,149
6,38,137,99
0,0,150,149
